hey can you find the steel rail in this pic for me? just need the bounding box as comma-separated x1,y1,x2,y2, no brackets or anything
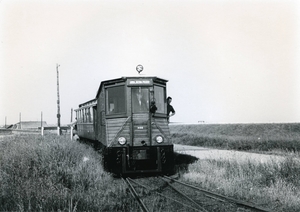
163,176,271,212
127,177,202,212
159,176,209,212
122,178,149,212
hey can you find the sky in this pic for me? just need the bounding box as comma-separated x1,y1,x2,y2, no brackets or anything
1,0,300,125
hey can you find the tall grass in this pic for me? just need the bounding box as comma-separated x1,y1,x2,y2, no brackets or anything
0,134,137,211
184,156,300,212
170,123,300,153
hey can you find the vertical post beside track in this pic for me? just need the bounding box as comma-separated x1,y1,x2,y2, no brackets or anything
57,127,60,135
41,111,43,136
70,126,73,140
56,63,61,135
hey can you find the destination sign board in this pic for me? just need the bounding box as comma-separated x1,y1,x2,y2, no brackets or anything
127,79,153,86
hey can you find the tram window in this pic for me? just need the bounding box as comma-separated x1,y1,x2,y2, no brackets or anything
86,108,90,122
86,109,88,122
90,107,93,122
132,88,149,113
154,86,166,114
80,109,83,122
106,86,126,115
82,109,85,122
79,110,82,122
82,108,87,122
76,111,79,122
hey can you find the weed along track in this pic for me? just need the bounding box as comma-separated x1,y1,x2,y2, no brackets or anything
122,176,204,212
122,176,271,212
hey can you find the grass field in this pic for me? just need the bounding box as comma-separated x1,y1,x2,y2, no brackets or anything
170,123,300,153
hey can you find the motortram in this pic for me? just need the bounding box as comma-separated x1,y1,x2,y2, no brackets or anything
74,70,174,175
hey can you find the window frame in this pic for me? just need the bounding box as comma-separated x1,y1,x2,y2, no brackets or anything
131,87,150,114
153,84,167,117
105,84,127,118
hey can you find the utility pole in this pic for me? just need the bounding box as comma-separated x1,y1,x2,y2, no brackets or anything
41,111,43,128
19,112,22,129
56,64,61,135
41,111,44,136
71,108,73,123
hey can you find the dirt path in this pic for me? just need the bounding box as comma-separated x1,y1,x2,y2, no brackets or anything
174,144,286,164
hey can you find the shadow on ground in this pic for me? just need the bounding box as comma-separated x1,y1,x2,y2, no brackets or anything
174,152,198,174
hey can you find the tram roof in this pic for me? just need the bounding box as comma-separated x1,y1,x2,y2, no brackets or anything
95,76,168,98
76,98,97,109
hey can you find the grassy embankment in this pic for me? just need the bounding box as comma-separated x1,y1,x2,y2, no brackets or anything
0,134,138,211
171,123,300,211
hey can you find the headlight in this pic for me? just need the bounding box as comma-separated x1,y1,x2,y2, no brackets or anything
118,137,127,145
155,135,164,143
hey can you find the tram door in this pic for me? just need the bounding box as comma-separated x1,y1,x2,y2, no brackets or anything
131,87,150,146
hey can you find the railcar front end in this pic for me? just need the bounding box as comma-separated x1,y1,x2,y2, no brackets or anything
75,76,175,176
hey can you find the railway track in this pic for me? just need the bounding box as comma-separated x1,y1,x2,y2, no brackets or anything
122,176,271,212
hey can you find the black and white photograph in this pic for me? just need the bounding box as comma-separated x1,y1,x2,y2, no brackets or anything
1,0,300,211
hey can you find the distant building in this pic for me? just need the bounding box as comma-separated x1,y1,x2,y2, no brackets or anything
8,121,48,130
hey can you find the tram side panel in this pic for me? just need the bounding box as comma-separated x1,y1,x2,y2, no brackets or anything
95,87,107,148
95,85,126,173
75,106,96,141
106,118,131,147
77,123,95,140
